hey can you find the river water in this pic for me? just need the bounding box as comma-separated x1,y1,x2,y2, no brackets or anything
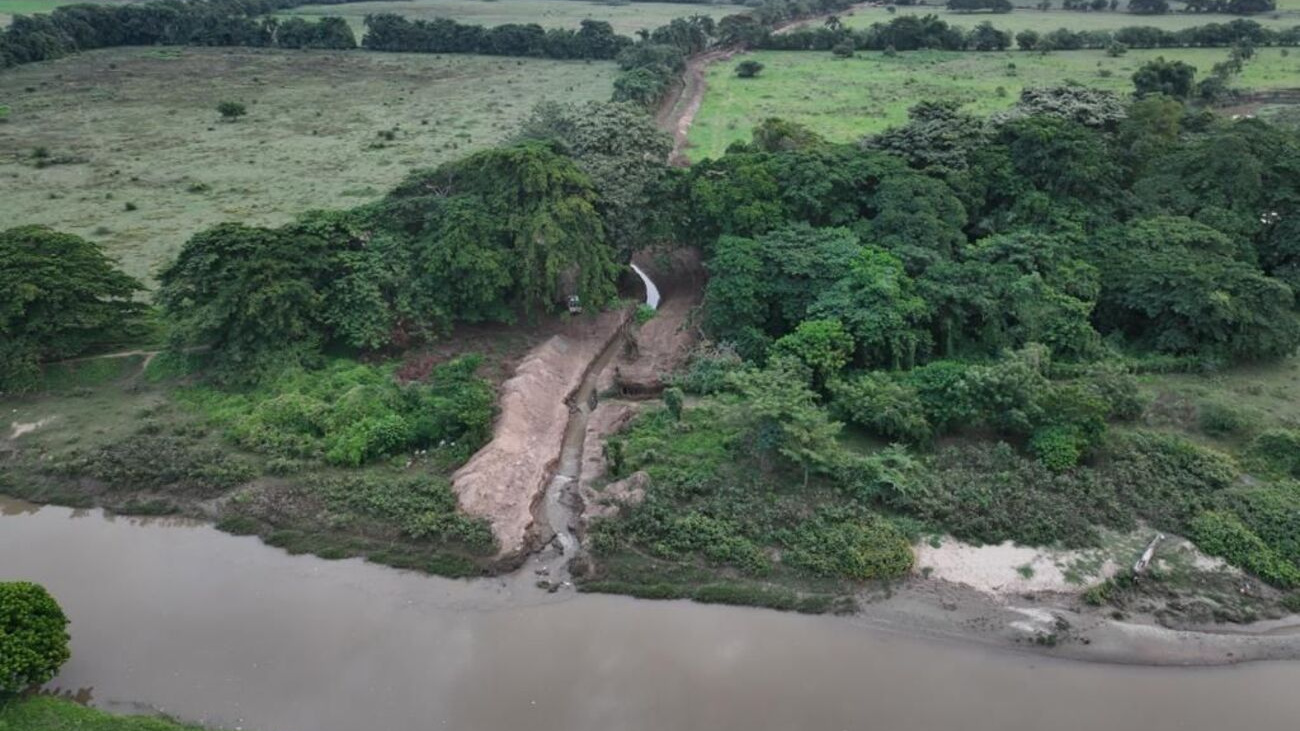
3,498,1300,731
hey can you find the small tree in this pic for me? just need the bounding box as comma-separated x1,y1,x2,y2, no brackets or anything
217,100,248,122
0,582,71,694
735,60,765,78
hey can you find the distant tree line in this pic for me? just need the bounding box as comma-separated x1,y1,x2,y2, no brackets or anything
0,0,363,68
762,15,1300,52
362,15,631,59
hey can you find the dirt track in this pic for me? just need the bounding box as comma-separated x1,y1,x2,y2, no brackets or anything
657,49,736,167
654,7,863,164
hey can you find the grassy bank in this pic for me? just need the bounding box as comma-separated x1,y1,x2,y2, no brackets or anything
688,46,1300,159
582,352,1300,622
0,696,203,731
0,47,615,283
0,349,523,578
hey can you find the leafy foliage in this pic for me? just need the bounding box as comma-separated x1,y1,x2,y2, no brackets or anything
182,358,494,468
0,582,70,694
0,226,145,392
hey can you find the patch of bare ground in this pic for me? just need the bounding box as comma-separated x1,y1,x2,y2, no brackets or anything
451,309,631,562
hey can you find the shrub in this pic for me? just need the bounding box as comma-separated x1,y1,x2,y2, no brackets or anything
1098,431,1237,530
1215,484,1300,568
1187,511,1300,589
735,60,765,78
186,357,494,468
780,509,913,581
663,387,684,421
1246,430,1300,478
217,100,247,121
672,343,745,395
829,372,932,444
1197,400,1251,437
896,443,1125,548
1031,425,1086,472
0,582,71,694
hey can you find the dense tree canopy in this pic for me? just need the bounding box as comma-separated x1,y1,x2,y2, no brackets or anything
159,143,621,381
0,226,145,392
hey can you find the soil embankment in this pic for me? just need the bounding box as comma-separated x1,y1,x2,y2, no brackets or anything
451,310,630,562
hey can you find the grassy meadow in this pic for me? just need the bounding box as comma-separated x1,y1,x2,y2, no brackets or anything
282,0,742,36
688,45,1300,159
0,46,616,284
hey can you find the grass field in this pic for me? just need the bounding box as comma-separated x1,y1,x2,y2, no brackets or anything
0,46,616,284
283,0,742,37
833,5,1300,34
688,46,1300,159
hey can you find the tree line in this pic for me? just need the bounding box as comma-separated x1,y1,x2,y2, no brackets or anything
763,15,1300,52
0,0,363,68
361,14,630,59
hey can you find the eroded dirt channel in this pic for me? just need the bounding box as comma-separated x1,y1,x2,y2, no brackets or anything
5,497,1300,731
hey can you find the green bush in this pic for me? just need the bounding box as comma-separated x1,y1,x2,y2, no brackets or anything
655,513,771,575
183,357,493,468
0,582,71,694
1246,430,1300,478
672,343,746,395
1215,484,1300,568
830,372,932,444
780,509,913,581
1031,425,1086,472
1098,431,1238,530
895,443,1125,548
1198,400,1252,437
1187,511,1300,589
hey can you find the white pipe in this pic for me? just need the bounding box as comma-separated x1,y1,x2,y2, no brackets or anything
630,263,661,311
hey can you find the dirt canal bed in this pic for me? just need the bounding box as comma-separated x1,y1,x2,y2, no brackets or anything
4,498,1300,731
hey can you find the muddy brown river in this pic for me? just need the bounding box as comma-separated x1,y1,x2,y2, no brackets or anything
4,497,1300,731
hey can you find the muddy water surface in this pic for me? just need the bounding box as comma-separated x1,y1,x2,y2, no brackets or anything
4,498,1300,731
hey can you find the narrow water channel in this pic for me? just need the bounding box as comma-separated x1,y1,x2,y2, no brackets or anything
4,499,1300,731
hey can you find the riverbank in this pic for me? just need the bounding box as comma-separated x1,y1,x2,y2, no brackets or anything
8,497,1300,731
0,695,203,731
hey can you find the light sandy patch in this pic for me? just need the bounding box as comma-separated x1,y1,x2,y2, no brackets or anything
916,537,1123,596
9,416,55,439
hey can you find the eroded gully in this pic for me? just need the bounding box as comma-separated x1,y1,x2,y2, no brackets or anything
517,263,661,589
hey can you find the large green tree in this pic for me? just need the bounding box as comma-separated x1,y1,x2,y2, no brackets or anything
0,226,144,392
516,101,672,258
1091,217,1300,360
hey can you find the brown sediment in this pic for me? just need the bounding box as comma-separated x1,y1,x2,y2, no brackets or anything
451,309,631,561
